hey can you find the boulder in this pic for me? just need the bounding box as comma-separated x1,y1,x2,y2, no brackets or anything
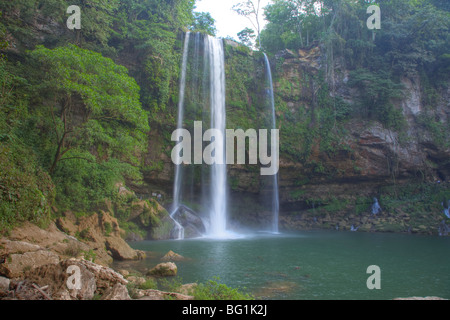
78,259,128,291
23,258,128,300
55,210,144,265
147,262,177,277
24,259,97,300
55,211,78,236
127,275,147,287
100,283,131,300
0,241,60,278
172,205,206,238
105,236,139,261
0,276,10,291
161,250,185,262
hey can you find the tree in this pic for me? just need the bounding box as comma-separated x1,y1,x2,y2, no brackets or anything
30,44,150,175
232,0,263,49
191,12,217,36
237,27,256,47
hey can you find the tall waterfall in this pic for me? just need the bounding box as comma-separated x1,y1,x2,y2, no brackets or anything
205,35,228,238
171,33,279,239
171,33,229,239
263,53,280,234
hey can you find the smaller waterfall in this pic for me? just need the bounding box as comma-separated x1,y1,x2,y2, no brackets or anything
263,53,280,234
372,197,382,215
443,200,450,219
170,32,191,240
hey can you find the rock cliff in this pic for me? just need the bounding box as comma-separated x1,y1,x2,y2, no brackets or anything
143,42,449,236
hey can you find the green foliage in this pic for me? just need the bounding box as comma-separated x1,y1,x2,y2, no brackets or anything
191,12,217,36
103,222,112,236
139,278,158,290
0,142,55,232
0,0,202,228
51,146,141,213
224,43,265,131
25,44,148,212
193,277,254,300
157,276,185,293
416,113,450,148
82,249,96,262
112,0,195,114
348,68,405,130
379,183,450,222
238,27,256,47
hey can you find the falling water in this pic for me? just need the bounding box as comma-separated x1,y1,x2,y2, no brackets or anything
263,53,280,234
171,33,229,239
172,34,277,239
443,200,450,219
170,32,191,240
372,197,382,215
205,36,228,238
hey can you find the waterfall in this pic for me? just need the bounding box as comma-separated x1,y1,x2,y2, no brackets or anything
263,53,280,234
170,32,191,240
205,35,228,238
443,200,450,219
171,33,229,239
372,197,382,215
171,33,279,239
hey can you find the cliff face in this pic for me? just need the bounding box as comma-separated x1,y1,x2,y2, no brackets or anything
276,47,449,187
144,41,449,235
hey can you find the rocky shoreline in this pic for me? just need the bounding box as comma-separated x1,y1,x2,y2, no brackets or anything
0,214,193,300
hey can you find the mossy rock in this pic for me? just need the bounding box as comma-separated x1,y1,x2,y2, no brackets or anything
147,262,177,277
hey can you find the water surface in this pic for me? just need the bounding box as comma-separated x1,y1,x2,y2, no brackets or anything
125,231,450,300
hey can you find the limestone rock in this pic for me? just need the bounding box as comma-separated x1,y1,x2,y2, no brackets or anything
78,259,128,291
171,205,206,238
147,262,177,277
1,222,91,265
135,288,193,300
101,283,131,300
105,236,138,261
0,244,60,278
24,259,96,300
0,276,10,291
55,211,78,236
23,258,127,300
127,275,146,287
55,210,144,265
161,250,185,262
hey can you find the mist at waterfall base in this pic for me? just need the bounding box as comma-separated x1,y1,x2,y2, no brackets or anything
170,32,279,239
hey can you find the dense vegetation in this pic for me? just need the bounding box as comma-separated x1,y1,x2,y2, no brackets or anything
0,0,449,233
0,0,215,231
260,0,449,137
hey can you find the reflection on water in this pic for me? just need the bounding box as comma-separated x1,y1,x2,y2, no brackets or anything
120,231,450,300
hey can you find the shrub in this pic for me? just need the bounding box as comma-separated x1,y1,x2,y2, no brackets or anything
193,277,253,300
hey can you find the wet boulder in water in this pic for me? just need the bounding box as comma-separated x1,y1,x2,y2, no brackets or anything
172,206,206,238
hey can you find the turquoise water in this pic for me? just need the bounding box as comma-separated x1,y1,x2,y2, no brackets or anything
125,231,450,300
